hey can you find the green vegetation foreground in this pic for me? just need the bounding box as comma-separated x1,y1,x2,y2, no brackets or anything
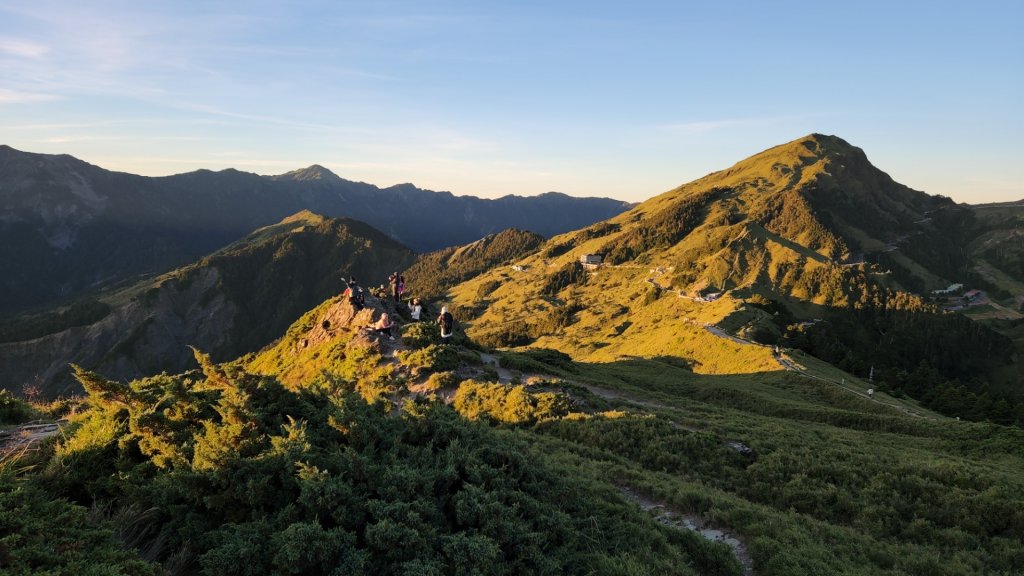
2,299,1023,574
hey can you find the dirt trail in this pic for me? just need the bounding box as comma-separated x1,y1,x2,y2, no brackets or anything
477,352,515,384
619,486,756,576
0,421,63,457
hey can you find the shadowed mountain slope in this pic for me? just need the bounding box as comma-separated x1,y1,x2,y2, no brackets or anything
403,228,546,301
0,211,415,396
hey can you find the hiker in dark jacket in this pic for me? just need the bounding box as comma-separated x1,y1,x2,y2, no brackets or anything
344,279,364,310
437,306,454,345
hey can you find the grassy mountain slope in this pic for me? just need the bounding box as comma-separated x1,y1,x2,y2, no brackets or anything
440,135,1021,421
403,228,545,301
0,211,416,397
5,279,1023,575
0,145,628,318
967,201,1024,306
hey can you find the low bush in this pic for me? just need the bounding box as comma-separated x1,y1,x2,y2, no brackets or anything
0,390,39,425
401,322,441,349
540,262,589,296
421,371,459,393
453,380,569,424
397,345,461,375
499,349,575,373
476,280,502,300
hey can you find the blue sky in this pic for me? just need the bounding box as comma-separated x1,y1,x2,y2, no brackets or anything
1,0,1021,203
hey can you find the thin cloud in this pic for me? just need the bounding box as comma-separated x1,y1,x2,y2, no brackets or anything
0,37,49,58
0,88,59,103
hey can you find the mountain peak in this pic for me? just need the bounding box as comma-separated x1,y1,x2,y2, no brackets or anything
280,209,329,225
276,164,341,182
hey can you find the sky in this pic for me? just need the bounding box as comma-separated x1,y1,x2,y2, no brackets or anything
1,0,1022,204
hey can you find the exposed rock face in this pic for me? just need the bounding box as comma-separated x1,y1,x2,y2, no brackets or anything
0,267,236,396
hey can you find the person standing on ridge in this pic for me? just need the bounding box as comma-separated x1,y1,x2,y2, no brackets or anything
346,279,364,310
409,298,422,322
388,272,400,302
437,306,454,345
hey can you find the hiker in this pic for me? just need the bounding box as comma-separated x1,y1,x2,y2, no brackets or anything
388,272,400,302
370,312,395,340
397,273,406,300
437,306,454,345
345,279,364,310
409,298,422,322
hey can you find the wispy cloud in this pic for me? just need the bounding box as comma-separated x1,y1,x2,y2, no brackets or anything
0,37,49,58
0,87,58,103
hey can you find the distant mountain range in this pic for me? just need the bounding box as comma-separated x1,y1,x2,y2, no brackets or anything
0,145,630,317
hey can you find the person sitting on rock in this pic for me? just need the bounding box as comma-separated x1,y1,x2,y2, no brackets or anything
371,313,395,340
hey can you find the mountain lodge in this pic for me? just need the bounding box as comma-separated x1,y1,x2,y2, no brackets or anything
580,253,603,269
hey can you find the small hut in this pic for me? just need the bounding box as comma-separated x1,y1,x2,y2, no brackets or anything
580,254,603,269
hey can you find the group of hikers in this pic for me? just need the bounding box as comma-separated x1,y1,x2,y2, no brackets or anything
342,272,455,345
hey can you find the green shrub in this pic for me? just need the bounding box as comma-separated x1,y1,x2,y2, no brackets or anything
576,221,620,241
451,303,485,322
542,240,573,258
642,285,661,306
401,322,441,349
341,345,403,401
499,349,575,373
422,371,460,393
603,187,725,264
0,476,163,575
405,229,543,300
0,390,39,424
24,359,729,575
476,280,501,300
540,261,589,295
453,380,569,424
397,345,461,375
475,321,535,349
